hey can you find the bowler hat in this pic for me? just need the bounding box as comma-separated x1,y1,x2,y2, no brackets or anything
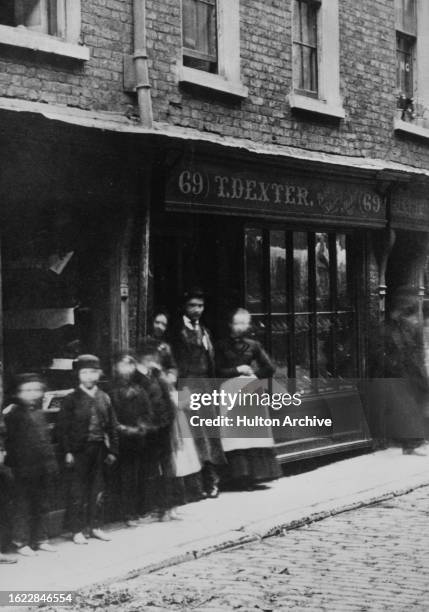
73,354,101,371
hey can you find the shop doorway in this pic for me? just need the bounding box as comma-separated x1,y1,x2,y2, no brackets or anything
150,211,243,337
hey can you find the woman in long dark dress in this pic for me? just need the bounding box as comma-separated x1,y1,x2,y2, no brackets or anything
382,291,428,455
216,308,281,489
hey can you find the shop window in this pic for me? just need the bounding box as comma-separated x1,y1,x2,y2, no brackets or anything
293,0,319,95
182,0,218,74
245,227,358,395
396,0,416,100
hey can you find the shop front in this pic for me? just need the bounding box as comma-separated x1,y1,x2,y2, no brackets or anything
154,150,387,462
0,108,146,532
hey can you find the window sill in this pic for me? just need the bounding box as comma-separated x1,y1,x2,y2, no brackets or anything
0,25,89,61
394,118,429,140
288,93,345,119
179,65,248,99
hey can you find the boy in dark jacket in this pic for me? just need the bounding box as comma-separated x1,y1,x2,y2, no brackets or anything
59,355,118,544
109,353,152,526
135,342,176,520
3,373,57,557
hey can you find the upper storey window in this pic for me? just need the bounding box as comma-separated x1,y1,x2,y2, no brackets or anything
1,0,67,38
179,0,247,98
288,0,344,119
395,0,417,99
182,0,218,74
293,0,319,96
0,0,88,61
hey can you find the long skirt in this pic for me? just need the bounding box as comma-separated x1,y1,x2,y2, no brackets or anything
178,380,226,467
384,378,426,445
219,376,279,483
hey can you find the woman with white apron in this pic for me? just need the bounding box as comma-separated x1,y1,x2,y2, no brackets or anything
216,309,280,490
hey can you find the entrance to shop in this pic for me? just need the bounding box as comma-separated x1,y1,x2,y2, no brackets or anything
150,210,243,337
151,209,371,460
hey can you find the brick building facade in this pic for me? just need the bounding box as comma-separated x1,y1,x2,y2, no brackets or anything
0,0,428,466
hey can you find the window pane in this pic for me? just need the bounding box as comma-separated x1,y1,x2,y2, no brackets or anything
183,0,198,49
183,0,217,72
294,0,317,46
295,314,312,394
396,33,414,97
299,45,317,91
196,0,216,57
336,234,351,309
15,0,45,30
270,230,287,313
270,231,288,383
245,228,264,314
315,233,330,311
317,314,334,389
294,232,309,312
336,313,357,379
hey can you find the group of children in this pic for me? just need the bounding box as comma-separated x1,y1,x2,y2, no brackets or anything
0,288,281,560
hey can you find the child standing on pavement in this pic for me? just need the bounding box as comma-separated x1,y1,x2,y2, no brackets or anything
59,355,118,545
3,373,58,557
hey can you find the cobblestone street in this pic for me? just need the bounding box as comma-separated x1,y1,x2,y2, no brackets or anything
72,486,429,612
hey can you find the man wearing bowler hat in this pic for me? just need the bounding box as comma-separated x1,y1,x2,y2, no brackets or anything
59,355,118,544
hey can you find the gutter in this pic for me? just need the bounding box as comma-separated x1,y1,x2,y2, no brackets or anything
133,0,153,127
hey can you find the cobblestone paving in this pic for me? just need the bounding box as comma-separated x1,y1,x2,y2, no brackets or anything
73,487,429,611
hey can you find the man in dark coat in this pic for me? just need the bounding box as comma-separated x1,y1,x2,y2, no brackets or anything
173,288,225,498
3,373,58,556
0,414,18,563
382,290,428,454
59,355,119,544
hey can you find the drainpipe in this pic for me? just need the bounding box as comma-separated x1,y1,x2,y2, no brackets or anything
133,0,153,127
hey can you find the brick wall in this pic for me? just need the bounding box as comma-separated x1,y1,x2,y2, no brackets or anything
0,0,428,169
146,0,429,169
0,0,134,111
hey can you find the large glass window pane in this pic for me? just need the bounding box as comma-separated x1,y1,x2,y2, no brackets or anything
245,228,264,314
336,233,352,310
294,232,309,312
270,231,288,383
315,232,330,311
270,230,287,313
316,314,335,391
336,313,357,380
295,314,312,394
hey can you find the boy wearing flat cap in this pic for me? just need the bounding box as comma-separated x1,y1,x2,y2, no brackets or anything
59,355,118,545
3,373,57,557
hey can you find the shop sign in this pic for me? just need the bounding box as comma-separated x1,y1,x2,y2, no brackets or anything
166,162,386,226
391,186,429,231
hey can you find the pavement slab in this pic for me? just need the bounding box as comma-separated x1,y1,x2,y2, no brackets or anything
2,447,429,594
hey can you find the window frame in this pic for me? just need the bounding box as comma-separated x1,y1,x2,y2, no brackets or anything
293,0,320,97
393,0,429,139
288,0,344,119
244,224,361,396
182,0,218,73
179,0,248,99
395,0,417,99
0,0,88,61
